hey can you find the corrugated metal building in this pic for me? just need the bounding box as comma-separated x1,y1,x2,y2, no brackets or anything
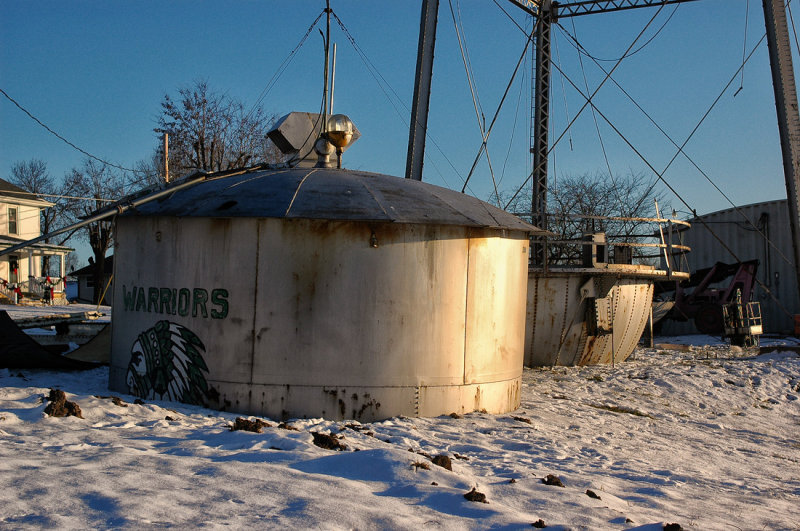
661,199,798,335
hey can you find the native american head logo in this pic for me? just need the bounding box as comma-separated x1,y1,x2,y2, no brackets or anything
126,320,210,406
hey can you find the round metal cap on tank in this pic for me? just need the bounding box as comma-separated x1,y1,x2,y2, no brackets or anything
108,160,546,422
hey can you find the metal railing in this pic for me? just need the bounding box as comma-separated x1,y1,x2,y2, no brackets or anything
1,276,65,304
21,276,65,298
516,211,692,278
0,280,13,300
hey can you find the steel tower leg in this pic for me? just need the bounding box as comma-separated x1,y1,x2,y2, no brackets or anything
763,0,800,300
406,0,440,181
532,5,553,266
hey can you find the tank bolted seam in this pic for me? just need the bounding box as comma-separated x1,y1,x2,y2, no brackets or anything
529,275,539,364
360,179,393,220
462,231,472,385
248,221,262,394
284,169,319,217
552,274,574,367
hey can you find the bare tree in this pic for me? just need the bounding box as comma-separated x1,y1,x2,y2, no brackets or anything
503,171,669,265
129,152,166,189
64,252,79,275
9,159,74,275
154,80,281,178
64,159,128,303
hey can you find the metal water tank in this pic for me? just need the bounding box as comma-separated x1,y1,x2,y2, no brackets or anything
108,167,543,421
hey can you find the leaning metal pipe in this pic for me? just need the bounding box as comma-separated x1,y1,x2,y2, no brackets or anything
0,172,208,258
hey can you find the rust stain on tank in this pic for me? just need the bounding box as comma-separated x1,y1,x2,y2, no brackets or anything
578,335,598,365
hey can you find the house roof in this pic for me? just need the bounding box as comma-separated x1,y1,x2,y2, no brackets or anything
0,235,73,254
0,178,53,207
0,178,29,200
72,255,113,277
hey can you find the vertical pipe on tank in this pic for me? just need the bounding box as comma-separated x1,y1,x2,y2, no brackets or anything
330,43,337,116
322,0,331,134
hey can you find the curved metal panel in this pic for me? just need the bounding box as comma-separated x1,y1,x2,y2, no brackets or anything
525,271,654,367
126,168,544,233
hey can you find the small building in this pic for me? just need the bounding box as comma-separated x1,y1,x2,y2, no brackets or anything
72,255,113,305
0,178,72,303
661,199,798,335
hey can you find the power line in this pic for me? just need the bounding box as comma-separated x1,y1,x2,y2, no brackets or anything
547,37,795,319
558,18,795,272
735,0,750,97
503,3,668,210
449,0,486,131
560,21,774,248
567,3,681,62
0,87,142,174
460,25,534,194
498,40,529,190
331,10,472,193
449,0,503,202
570,18,619,214
244,10,326,122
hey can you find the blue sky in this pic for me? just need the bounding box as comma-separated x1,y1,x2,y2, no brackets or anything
0,0,794,265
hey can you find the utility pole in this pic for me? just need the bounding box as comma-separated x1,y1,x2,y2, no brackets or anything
763,0,800,298
163,133,170,183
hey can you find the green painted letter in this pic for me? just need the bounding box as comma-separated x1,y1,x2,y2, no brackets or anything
160,288,172,314
123,285,136,311
192,288,208,318
178,288,190,316
135,287,146,312
147,288,159,313
210,289,229,319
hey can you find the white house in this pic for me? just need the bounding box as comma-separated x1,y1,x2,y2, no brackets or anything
0,177,73,303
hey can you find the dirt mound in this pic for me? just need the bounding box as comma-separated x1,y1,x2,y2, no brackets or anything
542,474,564,487
311,432,347,451
44,389,83,418
230,417,271,433
463,487,487,503
431,455,452,471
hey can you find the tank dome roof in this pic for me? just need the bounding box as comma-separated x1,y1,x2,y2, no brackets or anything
125,167,545,233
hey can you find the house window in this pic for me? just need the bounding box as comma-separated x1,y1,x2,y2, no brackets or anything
8,207,18,235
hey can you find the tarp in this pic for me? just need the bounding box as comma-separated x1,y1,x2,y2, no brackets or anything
65,324,111,363
0,311,98,370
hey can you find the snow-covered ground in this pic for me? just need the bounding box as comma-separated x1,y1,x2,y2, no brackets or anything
1,318,798,529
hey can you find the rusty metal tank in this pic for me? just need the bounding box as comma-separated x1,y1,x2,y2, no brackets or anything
525,267,658,366
525,226,691,367
109,167,544,421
